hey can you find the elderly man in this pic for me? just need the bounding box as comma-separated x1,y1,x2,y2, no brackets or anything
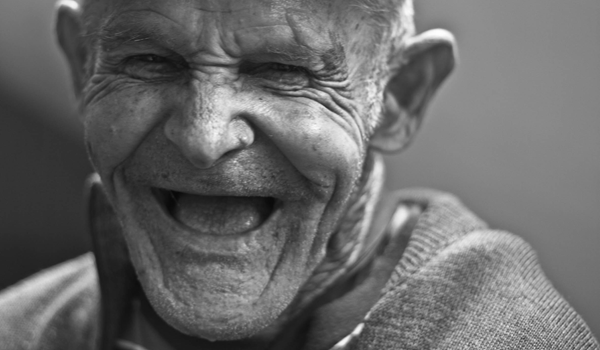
0,0,597,349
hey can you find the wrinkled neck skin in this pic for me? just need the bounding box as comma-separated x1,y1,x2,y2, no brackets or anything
136,153,386,350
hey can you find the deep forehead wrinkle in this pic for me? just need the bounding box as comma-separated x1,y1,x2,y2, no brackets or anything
97,9,189,52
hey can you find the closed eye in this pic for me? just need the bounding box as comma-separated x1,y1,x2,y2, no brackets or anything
239,61,312,89
239,61,310,75
121,54,188,80
127,54,169,64
267,62,309,74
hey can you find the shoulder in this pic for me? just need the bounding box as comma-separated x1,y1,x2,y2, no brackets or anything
0,253,100,350
357,190,599,349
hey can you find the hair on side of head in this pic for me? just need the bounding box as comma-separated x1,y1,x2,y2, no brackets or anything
348,0,416,134
352,0,415,60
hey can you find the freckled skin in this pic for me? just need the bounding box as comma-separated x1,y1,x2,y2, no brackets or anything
79,0,386,343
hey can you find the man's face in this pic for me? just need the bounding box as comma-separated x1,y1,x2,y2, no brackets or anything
82,0,380,340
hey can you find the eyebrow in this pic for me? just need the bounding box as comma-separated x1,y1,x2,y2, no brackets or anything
267,39,346,74
236,46,337,77
282,11,348,75
95,20,170,53
98,29,149,52
317,41,347,74
234,25,347,74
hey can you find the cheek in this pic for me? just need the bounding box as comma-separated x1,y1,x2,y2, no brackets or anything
84,87,167,187
261,102,365,197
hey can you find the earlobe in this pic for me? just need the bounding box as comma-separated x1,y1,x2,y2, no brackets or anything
55,0,87,97
370,29,457,153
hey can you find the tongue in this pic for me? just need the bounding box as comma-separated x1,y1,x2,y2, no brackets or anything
172,194,272,235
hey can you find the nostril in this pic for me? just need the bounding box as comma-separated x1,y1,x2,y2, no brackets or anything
220,149,237,162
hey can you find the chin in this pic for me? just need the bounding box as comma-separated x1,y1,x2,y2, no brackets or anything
143,280,285,341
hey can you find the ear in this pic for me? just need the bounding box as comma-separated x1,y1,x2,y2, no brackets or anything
370,29,457,153
55,0,88,97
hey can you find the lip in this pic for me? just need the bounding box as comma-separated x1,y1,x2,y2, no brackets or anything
151,187,278,237
113,166,291,256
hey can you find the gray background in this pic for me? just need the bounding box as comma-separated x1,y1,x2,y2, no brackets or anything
0,0,598,336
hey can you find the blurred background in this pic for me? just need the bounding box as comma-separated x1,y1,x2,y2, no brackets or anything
0,0,598,336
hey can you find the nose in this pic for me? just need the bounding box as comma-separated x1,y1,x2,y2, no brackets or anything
164,80,254,169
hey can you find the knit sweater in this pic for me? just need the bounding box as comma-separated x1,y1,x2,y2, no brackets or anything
0,189,597,349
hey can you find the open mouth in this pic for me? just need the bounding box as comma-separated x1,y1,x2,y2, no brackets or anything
153,188,276,236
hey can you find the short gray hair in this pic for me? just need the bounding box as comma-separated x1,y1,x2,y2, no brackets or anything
349,0,416,133
352,0,415,63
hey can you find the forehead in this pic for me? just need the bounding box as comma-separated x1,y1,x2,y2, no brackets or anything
95,0,351,65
